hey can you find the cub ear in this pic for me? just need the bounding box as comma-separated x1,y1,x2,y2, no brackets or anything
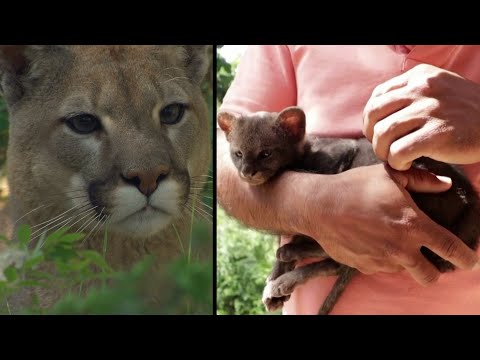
217,111,237,138
277,106,306,142
181,45,212,84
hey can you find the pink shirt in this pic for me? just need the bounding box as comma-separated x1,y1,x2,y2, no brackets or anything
220,45,480,315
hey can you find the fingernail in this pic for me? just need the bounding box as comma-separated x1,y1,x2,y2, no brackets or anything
473,262,480,270
436,175,452,185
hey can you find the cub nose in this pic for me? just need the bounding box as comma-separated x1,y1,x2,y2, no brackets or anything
241,171,257,179
122,165,170,196
240,165,257,179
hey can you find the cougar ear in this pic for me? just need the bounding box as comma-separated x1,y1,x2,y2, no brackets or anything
217,111,238,139
276,106,306,142
181,45,212,84
0,45,29,105
0,45,66,107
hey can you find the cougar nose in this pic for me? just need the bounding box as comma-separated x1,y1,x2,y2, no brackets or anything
122,165,170,196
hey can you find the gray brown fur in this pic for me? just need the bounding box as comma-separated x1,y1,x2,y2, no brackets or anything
218,106,480,315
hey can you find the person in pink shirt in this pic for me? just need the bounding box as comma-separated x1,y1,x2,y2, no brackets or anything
217,45,480,315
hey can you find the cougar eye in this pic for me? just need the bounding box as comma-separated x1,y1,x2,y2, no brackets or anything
235,151,243,158
160,103,187,125
259,150,272,159
65,113,101,134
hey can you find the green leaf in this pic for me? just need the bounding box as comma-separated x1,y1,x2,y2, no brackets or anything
17,280,45,288
4,266,18,282
44,227,73,248
32,233,46,255
29,271,54,280
48,248,77,262
59,233,84,244
102,223,109,258
79,250,112,272
17,224,31,249
55,261,74,275
23,253,45,270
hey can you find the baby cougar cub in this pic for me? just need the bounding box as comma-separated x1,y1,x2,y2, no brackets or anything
218,106,480,315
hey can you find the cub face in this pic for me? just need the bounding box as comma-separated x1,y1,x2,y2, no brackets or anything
0,45,211,238
217,108,305,186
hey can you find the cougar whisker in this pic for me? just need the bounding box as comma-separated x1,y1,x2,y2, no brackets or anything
29,205,95,242
77,209,103,233
183,203,212,223
31,201,90,229
65,207,99,232
82,208,106,245
14,204,53,225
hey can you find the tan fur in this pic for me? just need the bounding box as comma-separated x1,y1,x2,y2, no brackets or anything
0,45,212,311
0,201,11,246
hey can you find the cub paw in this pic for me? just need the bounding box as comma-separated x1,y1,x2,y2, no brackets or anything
276,245,294,262
270,277,296,298
262,280,290,312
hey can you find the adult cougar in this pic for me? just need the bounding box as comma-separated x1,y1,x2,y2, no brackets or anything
0,45,212,310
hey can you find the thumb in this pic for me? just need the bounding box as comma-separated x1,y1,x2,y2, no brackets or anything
387,165,452,193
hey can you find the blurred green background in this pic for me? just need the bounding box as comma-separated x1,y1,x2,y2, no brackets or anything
0,98,7,168
216,46,279,315
0,48,213,315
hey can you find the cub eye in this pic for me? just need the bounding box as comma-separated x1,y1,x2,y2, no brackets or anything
235,151,243,158
65,114,101,134
160,103,187,125
259,150,272,159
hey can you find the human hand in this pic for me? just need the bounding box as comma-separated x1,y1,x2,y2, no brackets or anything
363,63,480,170
303,163,479,286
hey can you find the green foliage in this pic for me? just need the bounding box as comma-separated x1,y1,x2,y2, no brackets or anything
216,206,279,315
216,47,237,106
0,223,212,315
0,225,114,314
160,256,213,315
49,255,212,315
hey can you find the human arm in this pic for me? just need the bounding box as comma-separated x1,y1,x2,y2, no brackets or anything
218,128,479,285
363,63,480,170
217,128,317,234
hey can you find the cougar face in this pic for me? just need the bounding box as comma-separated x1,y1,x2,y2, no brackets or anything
1,45,211,238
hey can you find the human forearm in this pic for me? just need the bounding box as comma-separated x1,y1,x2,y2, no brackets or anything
218,127,479,284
